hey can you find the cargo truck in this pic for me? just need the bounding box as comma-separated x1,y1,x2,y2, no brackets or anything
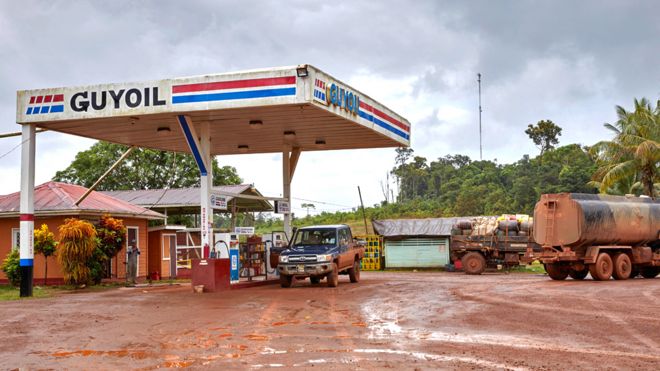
451,216,541,275
532,193,660,280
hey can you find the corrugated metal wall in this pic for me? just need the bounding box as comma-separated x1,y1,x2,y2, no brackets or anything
384,237,449,268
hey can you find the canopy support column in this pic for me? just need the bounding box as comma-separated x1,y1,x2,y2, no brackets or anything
282,146,301,239
178,115,213,258
19,123,35,297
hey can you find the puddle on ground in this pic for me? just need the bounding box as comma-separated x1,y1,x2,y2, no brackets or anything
162,360,194,368
360,299,660,362
228,344,249,351
244,334,269,341
354,348,528,370
251,364,284,368
261,347,287,355
309,321,335,325
52,349,149,359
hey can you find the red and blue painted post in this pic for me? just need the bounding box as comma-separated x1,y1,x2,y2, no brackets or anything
19,123,35,297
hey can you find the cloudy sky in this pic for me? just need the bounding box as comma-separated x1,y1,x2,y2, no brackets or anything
0,0,658,215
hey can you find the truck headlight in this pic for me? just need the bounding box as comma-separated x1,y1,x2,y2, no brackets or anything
279,255,289,263
316,254,332,262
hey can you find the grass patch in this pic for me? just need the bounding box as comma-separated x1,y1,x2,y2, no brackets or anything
0,281,132,300
0,285,62,301
509,261,546,274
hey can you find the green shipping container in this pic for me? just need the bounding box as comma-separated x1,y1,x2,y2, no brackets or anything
384,238,449,268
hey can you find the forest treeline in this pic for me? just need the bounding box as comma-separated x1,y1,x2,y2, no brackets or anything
256,98,658,230
254,143,597,233
49,98,657,231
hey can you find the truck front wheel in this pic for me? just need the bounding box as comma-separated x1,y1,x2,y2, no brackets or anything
589,253,613,281
348,259,360,283
280,274,293,288
545,263,569,280
612,253,632,280
327,263,339,287
462,252,486,275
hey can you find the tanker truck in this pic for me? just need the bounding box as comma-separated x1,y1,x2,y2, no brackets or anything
532,193,660,280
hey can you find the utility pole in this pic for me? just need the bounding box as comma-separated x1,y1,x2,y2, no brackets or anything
357,186,368,234
477,73,483,160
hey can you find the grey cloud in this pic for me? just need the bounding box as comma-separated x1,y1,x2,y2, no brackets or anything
0,0,659,198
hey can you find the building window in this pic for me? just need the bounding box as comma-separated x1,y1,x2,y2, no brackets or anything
11,228,20,250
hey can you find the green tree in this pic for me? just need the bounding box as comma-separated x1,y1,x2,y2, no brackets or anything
34,224,58,285
525,120,562,158
301,203,316,217
53,141,242,190
590,98,659,198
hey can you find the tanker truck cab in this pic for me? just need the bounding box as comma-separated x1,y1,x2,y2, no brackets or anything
278,225,364,288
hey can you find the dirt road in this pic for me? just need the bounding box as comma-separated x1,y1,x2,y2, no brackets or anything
1,272,659,370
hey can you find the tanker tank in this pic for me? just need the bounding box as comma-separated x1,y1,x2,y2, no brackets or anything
533,193,660,281
534,193,660,249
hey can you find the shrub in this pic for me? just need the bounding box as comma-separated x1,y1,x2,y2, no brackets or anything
91,215,126,283
96,215,126,259
34,224,58,285
1,249,21,286
57,218,97,285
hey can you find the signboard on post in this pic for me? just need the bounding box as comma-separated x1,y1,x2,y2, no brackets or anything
210,194,228,210
275,200,290,214
234,226,255,235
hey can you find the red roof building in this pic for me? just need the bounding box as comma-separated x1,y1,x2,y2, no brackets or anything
0,182,165,284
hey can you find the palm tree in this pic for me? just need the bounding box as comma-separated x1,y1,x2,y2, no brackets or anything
590,98,660,198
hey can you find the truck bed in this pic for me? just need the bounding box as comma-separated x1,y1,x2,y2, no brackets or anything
450,235,541,253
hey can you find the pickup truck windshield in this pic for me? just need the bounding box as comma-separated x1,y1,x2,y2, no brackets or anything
292,228,337,246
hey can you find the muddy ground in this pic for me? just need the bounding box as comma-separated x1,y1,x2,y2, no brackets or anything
1,271,659,370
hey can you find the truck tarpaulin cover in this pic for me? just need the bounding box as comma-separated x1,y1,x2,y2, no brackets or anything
372,218,468,238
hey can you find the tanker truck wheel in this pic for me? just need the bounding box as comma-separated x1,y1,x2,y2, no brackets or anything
588,253,613,281
544,263,569,280
640,267,660,279
462,252,486,275
612,253,632,280
568,268,589,280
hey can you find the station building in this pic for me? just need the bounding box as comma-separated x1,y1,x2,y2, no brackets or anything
0,181,164,284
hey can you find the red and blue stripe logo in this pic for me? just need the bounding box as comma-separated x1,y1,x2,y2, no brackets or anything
358,101,410,140
26,94,64,115
313,78,327,102
171,76,296,104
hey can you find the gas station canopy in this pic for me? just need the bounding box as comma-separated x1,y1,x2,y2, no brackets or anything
17,64,410,154
15,64,411,297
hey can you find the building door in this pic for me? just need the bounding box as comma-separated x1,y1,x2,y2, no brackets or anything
126,227,139,277
384,238,449,268
162,234,177,279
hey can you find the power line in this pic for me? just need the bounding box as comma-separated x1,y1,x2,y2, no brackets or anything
0,129,48,160
0,137,29,160
291,196,354,208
